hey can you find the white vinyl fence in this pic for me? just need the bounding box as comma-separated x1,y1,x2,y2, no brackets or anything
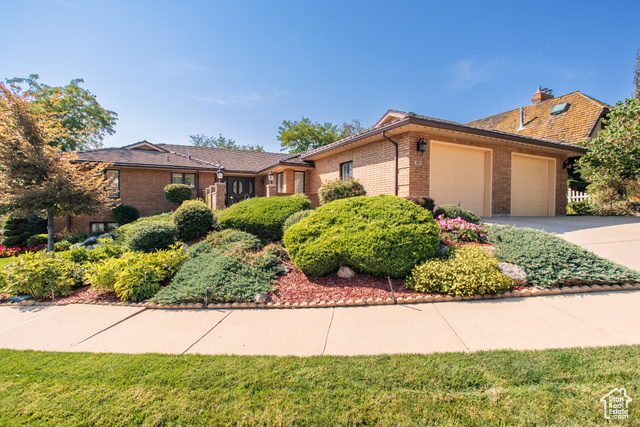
567,189,591,203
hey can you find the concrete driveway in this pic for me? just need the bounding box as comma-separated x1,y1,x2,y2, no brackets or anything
483,216,640,271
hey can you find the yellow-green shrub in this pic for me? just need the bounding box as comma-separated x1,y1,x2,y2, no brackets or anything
406,246,513,298
0,252,76,298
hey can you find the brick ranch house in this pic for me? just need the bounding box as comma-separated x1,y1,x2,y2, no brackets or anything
58,100,591,234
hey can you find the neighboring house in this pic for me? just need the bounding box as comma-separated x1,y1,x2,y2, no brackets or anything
468,87,611,144
56,108,586,233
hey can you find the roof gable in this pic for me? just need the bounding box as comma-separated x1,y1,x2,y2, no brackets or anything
374,110,409,128
122,140,168,152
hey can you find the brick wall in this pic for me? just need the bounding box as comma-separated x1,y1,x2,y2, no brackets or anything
306,131,569,216
55,167,219,234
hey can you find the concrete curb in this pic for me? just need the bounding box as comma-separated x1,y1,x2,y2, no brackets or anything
3,282,640,309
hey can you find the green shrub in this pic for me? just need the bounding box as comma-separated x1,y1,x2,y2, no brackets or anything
112,204,140,226
406,246,513,298
488,226,640,287
567,201,593,215
54,240,72,252
318,178,366,205
164,184,192,205
433,204,481,224
125,221,177,252
86,247,187,301
152,244,282,305
27,214,47,235
0,252,76,298
205,229,262,251
26,234,48,247
282,209,314,234
2,216,32,247
114,212,173,243
284,195,440,278
404,196,435,213
174,200,215,241
217,195,311,241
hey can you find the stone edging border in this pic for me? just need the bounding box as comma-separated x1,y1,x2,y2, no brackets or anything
2,282,640,309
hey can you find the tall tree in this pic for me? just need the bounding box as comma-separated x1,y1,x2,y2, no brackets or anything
278,118,367,154
5,75,117,151
635,47,640,99
189,133,264,152
0,83,116,251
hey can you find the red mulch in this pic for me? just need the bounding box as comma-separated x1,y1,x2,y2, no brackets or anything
270,261,435,303
34,285,120,304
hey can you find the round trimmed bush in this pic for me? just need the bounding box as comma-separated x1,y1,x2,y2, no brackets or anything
26,234,48,247
164,184,192,205
217,195,311,241
112,204,140,226
318,178,366,205
125,221,177,253
433,204,481,224
282,209,314,234
283,195,440,278
173,200,216,241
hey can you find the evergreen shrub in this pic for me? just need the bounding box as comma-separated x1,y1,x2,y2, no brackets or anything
318,178,366,205
283,195,440,278
112,204,140,226
173,200,216,241
125,221,177,252
217,195,311,241
164,184,192,205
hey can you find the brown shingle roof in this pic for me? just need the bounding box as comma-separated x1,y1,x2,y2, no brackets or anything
467,92,610,144
75,143,311,174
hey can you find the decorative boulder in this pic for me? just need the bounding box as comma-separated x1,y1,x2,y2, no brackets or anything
337,266,355,279
498,262,528,286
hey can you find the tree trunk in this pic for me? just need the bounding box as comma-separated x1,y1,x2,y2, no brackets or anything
47,210,55,252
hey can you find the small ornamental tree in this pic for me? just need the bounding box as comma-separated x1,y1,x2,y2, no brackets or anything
164,184,192,205
0,83,116,251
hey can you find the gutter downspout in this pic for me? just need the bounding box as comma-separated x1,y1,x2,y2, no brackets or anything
381,131,398,196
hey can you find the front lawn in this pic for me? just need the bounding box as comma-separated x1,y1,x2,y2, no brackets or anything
0,346,638,425
0,257,16,269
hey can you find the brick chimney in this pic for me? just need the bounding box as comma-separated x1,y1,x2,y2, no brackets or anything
531,86,554,103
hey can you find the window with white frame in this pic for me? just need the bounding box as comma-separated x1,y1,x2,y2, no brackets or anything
277,172,284,193
294,171,305,193
340,161,353,180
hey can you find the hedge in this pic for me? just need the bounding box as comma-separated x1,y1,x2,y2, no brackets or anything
283,195,440,278
217,195,311,241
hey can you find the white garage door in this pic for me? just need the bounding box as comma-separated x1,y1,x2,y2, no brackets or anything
511,155,554,216
431,143,489,217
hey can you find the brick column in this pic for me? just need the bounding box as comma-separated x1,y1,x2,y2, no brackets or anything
266,184,277,197
212,182,226,210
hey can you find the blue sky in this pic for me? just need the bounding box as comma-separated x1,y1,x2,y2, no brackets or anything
2,0,639,152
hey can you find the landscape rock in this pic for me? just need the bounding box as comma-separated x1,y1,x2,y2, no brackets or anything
498,262,528,286
79,236,99,247
254,294,268,304
337,266,355,279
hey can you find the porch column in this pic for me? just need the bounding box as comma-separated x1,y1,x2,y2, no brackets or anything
266,184,277,197
206,182,227,210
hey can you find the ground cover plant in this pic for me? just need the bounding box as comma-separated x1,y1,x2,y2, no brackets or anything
488,225,640,287
152,230,283,304
282,209,314,234
284,195,440,278
217,195,311,241
0,345,638,426
407,245,513,298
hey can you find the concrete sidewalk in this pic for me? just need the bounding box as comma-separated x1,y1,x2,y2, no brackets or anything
1,290,639,356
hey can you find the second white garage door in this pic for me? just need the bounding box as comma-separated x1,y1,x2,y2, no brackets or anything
430,142,491,217
511,154,555,216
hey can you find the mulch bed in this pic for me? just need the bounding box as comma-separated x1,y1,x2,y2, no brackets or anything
33,285,120,305
270,261,434,304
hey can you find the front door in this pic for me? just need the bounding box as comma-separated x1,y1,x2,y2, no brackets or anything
226,177,255,206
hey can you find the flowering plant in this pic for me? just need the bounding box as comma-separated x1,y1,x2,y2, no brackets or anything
0,245,45,258
436,215,487,243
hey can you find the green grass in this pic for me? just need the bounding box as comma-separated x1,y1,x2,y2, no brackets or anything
488,225,640,287
0,256,16,269
1,346,638,426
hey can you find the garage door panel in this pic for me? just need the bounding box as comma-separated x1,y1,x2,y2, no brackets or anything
511,155,552,216
431,144,488,217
